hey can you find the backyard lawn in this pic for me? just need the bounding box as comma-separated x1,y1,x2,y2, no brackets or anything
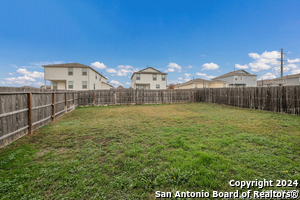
0,103,299,199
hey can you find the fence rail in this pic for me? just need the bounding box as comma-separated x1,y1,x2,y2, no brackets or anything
1,86,300,149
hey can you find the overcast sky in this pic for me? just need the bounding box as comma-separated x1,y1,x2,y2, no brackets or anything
1,0,300,88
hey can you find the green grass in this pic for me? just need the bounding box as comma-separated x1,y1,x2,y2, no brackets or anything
0,103,300,199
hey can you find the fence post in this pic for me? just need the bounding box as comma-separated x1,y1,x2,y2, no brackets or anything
161,91,163,104
93,91,95,106
27,93,33,134
52,93,56,122
179,90,181,103
136,90,139,105
73,93,75,108
114,90,117,105
65,93,67,113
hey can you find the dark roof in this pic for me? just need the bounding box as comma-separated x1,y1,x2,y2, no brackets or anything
175,78,227,87
272,73,300,80
212,69,257,80
42,63,107,79
131,67,167,79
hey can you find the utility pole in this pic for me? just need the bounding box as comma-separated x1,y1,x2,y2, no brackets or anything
281,48,283,78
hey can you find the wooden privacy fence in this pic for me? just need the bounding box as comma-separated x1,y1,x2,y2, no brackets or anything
0,92,79,148
1,86,300,148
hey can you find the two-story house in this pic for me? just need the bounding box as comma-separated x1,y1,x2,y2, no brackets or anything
211,69,257,87
43,63,113,90
131,67,167,89
174,78,228,89
271,73,300,85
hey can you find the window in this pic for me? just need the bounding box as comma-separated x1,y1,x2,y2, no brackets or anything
53,82,57,89
253,76,256,81
68,68,73,75
156,84,160,89
141,85,144,89
162,75,165,81
235,76,238,81
82,81,87,89
136,85,139,89
153,74,157,81
194,84,198,88
136,74,140,80
223,83,226,88
95,74,97,80
82,68,87,76
99,76,101,81
68,81,73,89
299,77,300,82
240,76,243,80
94,83,95,90
204,84,206,88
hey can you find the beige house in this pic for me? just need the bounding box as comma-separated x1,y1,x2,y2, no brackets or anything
43,63,113,90
174,78,228,89
131,67,168,89
212,69,257,87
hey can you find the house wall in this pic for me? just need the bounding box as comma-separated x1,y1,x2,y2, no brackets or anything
216,75,257,87
44,67,110,90
275,77,300,85
132,73,167,89
51,80,66,89
210,82,227,88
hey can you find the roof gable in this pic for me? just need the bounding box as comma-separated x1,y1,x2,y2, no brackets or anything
212,69,256,80
138,67,162,73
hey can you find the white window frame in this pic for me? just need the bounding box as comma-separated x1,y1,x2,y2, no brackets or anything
235,76,238,81
141,85,144,89
162,75,165,81
253,76,256,81
136,74,140,80
82,68,87,76
153,74,157,81
95,74,97,80
53,82,58,89
68,68,73,76
194,84,198,88
223,83,226,88
204,84,206,88
156,84,160,89
136,85,139,89
68,81,73,89
82,81,87,89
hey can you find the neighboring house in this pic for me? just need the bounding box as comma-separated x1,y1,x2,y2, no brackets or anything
131,67,167,89
212,69,257,87
116,85,124,89
257,79,293,87
271,73,300,85
174,78,228,89
43,63,113,90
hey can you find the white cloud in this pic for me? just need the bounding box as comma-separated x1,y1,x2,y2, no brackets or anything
258,73,276,80
125,82,131,85
1,82,5,85
249,62,271,72
33,82,44,87
202,63,219,70
8,73,13,75
287,64,297,69
201,55,206,57
196,72,216,80
187,65,192,69
4,75,36,85
291,69,300,74
235,64,248,69
17,68,44,79
91,62,107,69
288,58,300,63
178,77,182,80
118,65,133,69
248,53,260,59
184,73,191,82
247,51,282,72
165,63,182,72
106,68,117,73
109,80,123,87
